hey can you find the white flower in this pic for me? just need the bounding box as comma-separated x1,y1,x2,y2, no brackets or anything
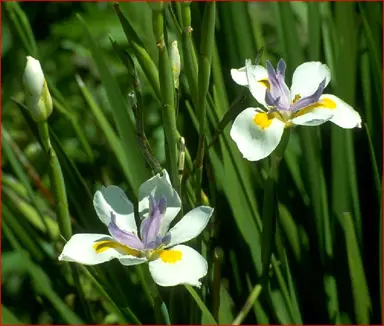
58,170,214,288
230,59,362,161
23,56,53,122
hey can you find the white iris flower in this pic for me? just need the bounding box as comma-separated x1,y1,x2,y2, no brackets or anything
59,170,214,288
230,59,362,161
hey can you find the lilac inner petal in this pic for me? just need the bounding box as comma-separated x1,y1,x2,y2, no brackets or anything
140,195,167,248
265,60,290,110
290,78,326,112
265,89,280,107
108,212,144,250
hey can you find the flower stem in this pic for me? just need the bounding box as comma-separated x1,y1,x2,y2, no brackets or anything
139,264,171,324
152,8,180,192
195,2,216,204
232,284,262,325
180,2,198,107
261,128,291,282
37,121,72,240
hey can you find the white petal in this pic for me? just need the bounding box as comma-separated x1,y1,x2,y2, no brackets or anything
148,245,208,287
138,170,181,236
245,60,269,107
230,107,285,161
167,206,213,247
290,107,333,126
58,234,145,266
231,66,248,86
290,94,362,129
23,56,44,98
93,185,138,234
322,94,362,128
231,63,269,107
290,61,331,101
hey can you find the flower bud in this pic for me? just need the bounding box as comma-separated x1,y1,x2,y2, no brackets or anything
170,41,181,89
23,56,53,122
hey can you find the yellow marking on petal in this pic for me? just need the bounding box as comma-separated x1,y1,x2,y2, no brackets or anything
320,97,337,109
159,249,183,264
93,240,140,256
253,112,273,129
258,79,270,89
295,97,337,118
292,94,301,103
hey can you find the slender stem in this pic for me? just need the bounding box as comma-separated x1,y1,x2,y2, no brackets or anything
140,265,171,324
180,2,198,107
212,247,224,321
37,121,72,240
195,2,216,204
185,285,217,324
261,128,291,281
152,9,180,191
232,284,262,325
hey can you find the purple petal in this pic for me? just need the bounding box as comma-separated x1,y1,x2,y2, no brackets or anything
276,59,286,79
290,78,326,111
140,195,167,248
265,89,280,107
266,60,290,110
162,233,171,246
108,212,144,250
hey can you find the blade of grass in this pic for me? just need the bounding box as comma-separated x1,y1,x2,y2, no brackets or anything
185,285,217,324
232,284,262,325
340,212,372,324
78,14,149,192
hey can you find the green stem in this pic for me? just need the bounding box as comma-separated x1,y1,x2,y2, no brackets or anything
152,8,180,191
232,284,262,325
180,2,198,107
261,129,291,280
185,285,217,324
212,247,224,321
140,265,171,324
37,121,72,240
195,2,216,204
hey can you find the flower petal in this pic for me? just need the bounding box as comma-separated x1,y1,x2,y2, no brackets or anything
109,213,145,250
230,107,285,161
166,206,214,247
138,170,181,236
322,94,362,128
58,234,145,266
93,185,138,234
291,94,362,128
230,66,248,86
290,62,331,101
148,245,208,287
245,60,269,107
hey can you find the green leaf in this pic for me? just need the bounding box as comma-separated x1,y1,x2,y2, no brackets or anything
185,285,217,324
340,212,371,324
78,14,150,192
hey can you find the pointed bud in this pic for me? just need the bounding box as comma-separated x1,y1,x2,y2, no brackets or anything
170,41,181,89
23,56,53,122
